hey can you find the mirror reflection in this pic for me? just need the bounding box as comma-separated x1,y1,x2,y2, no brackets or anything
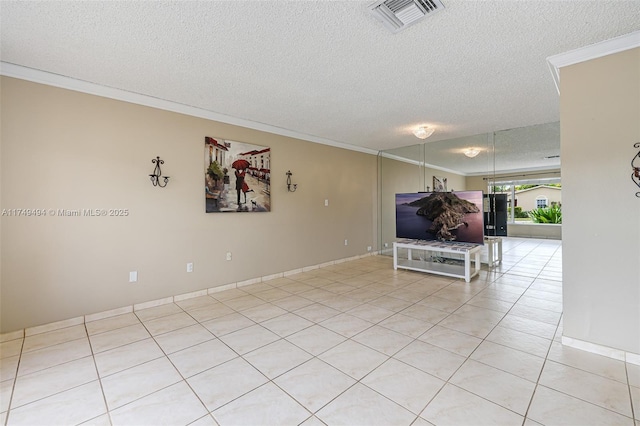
378,121,561,253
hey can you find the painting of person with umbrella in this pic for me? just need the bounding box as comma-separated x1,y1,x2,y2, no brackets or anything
232,159,253,210
205,136,270,213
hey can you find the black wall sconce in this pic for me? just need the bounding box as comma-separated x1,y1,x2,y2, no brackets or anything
149,156,170,188
632,143,640,198
286,170,297,192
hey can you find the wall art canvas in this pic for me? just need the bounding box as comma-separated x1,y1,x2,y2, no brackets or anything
433,176,447,192
205,137,271,213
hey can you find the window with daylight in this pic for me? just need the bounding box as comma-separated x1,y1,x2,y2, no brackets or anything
488,177,561,224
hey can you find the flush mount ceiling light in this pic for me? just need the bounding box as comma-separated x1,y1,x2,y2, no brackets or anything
413,126,435,139
369,0,445,34
464,148,481,158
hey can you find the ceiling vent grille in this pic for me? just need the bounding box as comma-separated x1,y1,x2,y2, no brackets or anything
369,0,444,33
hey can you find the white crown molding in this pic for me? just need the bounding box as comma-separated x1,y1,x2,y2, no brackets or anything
380,151,561,178
547,30,640,94
0,62,379,156
467,165,562,178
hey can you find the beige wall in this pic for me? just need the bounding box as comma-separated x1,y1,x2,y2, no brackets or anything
561,48,640,354
0,77,378,332
464,175,485,192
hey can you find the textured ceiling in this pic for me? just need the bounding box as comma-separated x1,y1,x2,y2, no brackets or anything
1,1,639,169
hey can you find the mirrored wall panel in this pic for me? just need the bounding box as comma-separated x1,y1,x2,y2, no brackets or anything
378,121,561,254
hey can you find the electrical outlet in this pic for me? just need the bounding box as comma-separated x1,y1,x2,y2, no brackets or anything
367,246,372,251
129,271,138,282
344,239,348,246
226,252,232,261
324,199,329,206
384,243,389,248
187,262,193,273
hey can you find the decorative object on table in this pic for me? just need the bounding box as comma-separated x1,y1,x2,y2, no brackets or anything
205,136,271,213
286,170,297,192
632,143,640,198
433,176,447,192
149,156,169,188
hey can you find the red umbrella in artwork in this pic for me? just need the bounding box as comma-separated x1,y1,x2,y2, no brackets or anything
232,159,250,170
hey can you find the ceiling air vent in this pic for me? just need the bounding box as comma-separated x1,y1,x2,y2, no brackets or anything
369,0,444,33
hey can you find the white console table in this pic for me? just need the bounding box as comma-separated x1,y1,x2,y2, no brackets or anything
484,236,502,267
393,239,482,283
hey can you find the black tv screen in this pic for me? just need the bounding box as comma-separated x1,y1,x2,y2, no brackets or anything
395,191,485,245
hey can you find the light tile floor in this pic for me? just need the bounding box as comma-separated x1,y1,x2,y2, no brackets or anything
1,238,639,425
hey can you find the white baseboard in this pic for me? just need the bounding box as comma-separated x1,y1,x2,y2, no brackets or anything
562,336,640,365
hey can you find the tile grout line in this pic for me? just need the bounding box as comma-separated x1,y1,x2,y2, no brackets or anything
625,363,637,423
148,299,222,423
352,250,541,423
302,262,508,423
3,336,25,426
521,242,569,424
83,321,115,426
201,268,432,423
296,243,556,422
371,242,550,421
425,239,561,423
166,282,348,423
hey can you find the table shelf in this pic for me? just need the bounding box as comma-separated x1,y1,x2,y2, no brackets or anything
393,239,482,283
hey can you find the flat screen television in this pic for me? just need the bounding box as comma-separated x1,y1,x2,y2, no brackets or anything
395,191,485,244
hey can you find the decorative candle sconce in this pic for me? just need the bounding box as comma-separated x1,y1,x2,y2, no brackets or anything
632,143,640,198
286,170,297,192
149,156,170,188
